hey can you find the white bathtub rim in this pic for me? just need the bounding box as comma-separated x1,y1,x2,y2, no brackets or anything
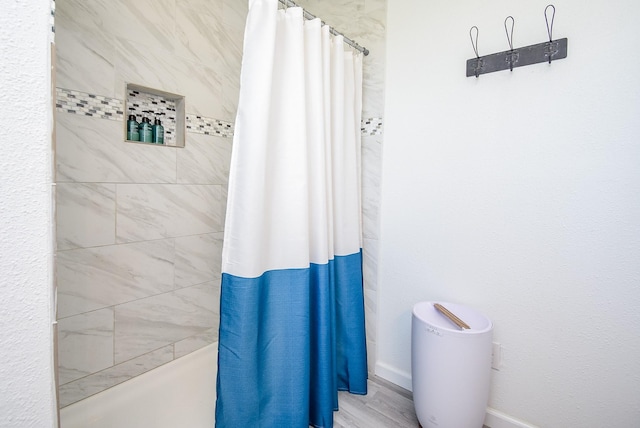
60,342,218,428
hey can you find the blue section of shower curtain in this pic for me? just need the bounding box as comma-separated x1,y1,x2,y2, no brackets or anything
215,251,367,428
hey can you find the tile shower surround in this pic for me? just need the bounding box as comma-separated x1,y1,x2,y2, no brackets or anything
55,88,383,407
55,0,385,410
55,110,228,407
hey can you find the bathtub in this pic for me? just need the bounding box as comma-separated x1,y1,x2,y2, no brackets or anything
59,343,218,428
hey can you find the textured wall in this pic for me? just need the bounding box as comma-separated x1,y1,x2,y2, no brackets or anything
54,0,244,407
380,0,640,426
0,1,56,427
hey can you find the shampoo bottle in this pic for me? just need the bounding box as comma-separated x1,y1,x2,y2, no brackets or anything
127,113,139,141
152,117,164,144
139,114,153,143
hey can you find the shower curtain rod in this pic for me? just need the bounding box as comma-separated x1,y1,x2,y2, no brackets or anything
278,0,370,56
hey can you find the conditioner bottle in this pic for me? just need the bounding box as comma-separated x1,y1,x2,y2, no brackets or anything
139,114,153,143
152,117,164,144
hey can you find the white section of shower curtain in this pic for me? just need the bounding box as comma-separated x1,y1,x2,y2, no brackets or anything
222,0,363,279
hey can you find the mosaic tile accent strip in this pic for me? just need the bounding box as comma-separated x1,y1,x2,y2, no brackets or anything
56,88,124,121
127,90,178,146
51,0,56,34
56,88,381,139
361,117,384,136
186,115,234,138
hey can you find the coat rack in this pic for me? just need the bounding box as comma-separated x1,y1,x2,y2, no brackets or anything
466,5,568,78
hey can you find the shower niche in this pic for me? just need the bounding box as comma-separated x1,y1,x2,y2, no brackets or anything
124,83,186,147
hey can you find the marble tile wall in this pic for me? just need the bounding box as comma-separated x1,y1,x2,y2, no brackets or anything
55,116,230,406
54,0,243,407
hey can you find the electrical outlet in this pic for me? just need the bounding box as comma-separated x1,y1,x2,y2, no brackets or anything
492,342,502,370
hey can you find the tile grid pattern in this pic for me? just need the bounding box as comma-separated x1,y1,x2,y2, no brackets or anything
56,88,382,139
361,117,384,136
55,0,238,411
186,115,235,138
56,88,236,140
56,88,124,121
55,110,228,406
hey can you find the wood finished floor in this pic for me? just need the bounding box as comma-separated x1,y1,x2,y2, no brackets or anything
331,376,419,428
328,377,491,428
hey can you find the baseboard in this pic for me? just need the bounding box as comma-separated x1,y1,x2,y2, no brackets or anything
373,364,538,428
374,361,412,391
484,407,539,428
374,362,538,428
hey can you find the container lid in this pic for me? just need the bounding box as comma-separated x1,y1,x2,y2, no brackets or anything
413,301,492,334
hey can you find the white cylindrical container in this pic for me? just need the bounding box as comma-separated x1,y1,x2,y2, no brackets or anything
411,301,493,428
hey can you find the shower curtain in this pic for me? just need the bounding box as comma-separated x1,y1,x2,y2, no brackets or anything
215,0,367,427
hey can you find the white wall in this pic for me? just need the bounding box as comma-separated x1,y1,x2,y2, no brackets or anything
0,1,56,427
379,1,640,426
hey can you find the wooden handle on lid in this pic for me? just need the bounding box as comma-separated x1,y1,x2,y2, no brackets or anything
434,303,471,330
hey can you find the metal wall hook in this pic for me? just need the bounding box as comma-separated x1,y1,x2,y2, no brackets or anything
465,7,567,78
545,5,556,42
469,26,483,78
469,26,480,58
504,16,516,71
545,4,556,63
504,16,515,51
